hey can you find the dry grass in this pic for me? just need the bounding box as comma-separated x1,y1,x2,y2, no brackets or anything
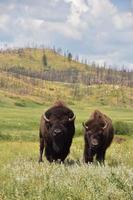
0,136,133,200
0,48,87,71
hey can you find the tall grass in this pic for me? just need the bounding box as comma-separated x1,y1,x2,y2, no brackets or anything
0,101,133,199
1,160,133,200
0,136,133,200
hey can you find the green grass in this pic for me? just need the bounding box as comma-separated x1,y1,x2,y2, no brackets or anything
0,136,133,200
0,94,133,200
0,102,133,141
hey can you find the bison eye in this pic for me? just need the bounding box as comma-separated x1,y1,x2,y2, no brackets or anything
98,130,103,134
46,122,52,129
62,120,68,125
88,130,92,134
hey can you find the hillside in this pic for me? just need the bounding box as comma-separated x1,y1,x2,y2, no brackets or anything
0,48,88,71
0,47,133,107
0,71,133,141
0,47,133,86
0,71,133,107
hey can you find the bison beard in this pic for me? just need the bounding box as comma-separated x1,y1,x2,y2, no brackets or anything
83,110,114,164
39,101,75,163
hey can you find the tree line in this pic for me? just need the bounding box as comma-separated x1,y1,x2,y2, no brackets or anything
0,64,132,87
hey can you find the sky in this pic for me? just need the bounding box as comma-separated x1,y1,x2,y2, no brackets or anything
0,0,133,69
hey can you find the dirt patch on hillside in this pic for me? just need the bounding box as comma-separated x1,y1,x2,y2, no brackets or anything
113,136,126,144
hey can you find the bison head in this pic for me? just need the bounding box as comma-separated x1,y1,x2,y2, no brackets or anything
43,108,75,152
82,120,107,150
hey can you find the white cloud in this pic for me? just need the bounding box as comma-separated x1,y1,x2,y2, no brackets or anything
71,0,133,68
0,14,10,30
65,0,88,27
87,0,117,18
42,20,82,39
18,18,44,30
113,12,133,30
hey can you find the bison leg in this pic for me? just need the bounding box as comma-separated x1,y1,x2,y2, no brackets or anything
88,149,95,163
84,140,92,163
39,137,45,163
45,146,54,163
84,147,94,163
60,151,70,163
96,150,106,164
84,154,94,163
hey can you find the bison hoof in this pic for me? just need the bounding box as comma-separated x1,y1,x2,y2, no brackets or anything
38,159,44,163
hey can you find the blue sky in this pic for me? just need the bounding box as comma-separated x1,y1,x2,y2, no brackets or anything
0,0,133,69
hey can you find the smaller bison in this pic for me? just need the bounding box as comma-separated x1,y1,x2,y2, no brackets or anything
39,101,76,163
83,110,114,164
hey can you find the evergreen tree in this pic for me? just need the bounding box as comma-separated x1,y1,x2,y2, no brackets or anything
42,53,47,67
68,52,72,62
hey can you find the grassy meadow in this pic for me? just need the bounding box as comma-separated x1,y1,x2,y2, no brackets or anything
0,99,133,200
0,136,133,200
0,99,133,141
0,48,133,199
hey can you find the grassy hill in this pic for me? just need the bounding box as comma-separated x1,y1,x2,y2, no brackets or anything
0,47,132,108
0,47,133,139
0,70,133,106
0,47,132,85
0,48,88,71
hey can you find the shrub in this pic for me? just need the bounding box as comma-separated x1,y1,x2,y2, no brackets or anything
15,101,26,107
0,132,12,141
113,121,129,135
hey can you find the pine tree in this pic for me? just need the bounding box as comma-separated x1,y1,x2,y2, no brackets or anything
42,53,47,67
68,52,72,62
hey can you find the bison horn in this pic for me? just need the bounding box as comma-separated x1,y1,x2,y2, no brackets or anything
69,115,76,121
103,120,108,129
43,114,50,122
82,122,88,129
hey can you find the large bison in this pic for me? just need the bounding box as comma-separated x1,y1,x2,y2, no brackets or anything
82,110,114,164
39,101,76,163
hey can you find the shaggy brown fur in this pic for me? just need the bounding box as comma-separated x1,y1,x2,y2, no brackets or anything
83,110,114,164
39,101,75,163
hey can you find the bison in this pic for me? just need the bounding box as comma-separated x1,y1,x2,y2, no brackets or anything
82,110,114,164
39,101,76,163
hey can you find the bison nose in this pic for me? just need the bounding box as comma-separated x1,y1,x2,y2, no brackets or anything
91,139,98,146
54,129,62,135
